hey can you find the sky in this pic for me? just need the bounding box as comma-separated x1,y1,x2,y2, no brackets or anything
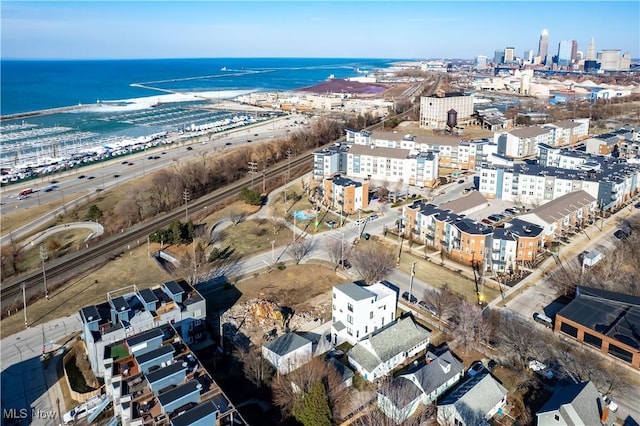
1,1,639,60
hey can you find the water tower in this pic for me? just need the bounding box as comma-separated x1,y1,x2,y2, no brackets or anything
447,109,458,134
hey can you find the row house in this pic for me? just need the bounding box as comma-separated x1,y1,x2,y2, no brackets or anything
519,190,597,241
79,281,206,378
346,144,439,188
331,281,397,346
491,219,545,272
478,160,640,210
494,126,552,158
583,132,621,156
101,324,245,425
322,174,369,214
403,202,495,267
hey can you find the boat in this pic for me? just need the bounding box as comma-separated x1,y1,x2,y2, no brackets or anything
327,74,335,80
221,67,227,71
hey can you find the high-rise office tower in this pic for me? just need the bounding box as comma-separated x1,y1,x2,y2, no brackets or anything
586,37,596,60
524,50,534,63
557,40,572,67
570,40,578,64
476,55,488,69
504,47,515,63
537,29,549,64
494,50,504,65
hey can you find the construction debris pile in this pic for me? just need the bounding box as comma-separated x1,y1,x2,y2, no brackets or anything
220,298,320,344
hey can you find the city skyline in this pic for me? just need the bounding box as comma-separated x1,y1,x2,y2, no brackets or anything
1,1,639,60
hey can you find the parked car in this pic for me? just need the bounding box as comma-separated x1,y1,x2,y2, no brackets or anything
402,291,418,304
457,179,465,184
487,214,502,222
529,360,554,379
481,218,494,225
614,229,630,240
533,312,553,328
368,214,379,221
635,201,640,209
487,359,498,372
602,395,618,412
326,220,337,228
468,360,485,376
418,300,437,316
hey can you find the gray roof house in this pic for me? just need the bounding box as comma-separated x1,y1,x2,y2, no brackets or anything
377,350,464,424
262,332,313,375
347,316,431,382
536,381,605,426
436,373,508,426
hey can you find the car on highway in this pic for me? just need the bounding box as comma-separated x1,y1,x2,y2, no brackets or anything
78,175,86,179
148,156,154,160
186,146,193,151
122,161,129,165
128,162,134,166
113,174,121,178
468,360,485,376
87,176,95,180
225,142,232,145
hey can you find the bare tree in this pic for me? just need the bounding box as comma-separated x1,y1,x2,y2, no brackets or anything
289,239,315,264
228,207,246,226
324,237,352,270
272,357,350,422
351,244,396,285
236,345,275,388
369,377,436,426
449,300,491,353
423,284,458,325
545,256,585,298
495,312,551,368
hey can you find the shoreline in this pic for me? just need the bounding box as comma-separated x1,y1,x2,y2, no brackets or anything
1,103,99,121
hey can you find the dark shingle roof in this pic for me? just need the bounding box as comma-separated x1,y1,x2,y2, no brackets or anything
264,332,311,356
157,380,200,408
170,401,218,426
126,328,164,348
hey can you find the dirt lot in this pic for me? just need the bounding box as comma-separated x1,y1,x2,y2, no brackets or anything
208,264,346,346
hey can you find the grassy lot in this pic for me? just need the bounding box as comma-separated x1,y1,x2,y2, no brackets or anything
18,229,90,271
210,218,294,258
396,249,500,304
0,243,169,339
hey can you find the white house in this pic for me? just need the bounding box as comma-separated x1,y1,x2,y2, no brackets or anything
437,373,508,426
347,316,431,382
331,282,398,346
536,381,604,426
377,350,464,424
262,332,312,375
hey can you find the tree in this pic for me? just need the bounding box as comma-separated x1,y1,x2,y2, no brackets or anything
240,187,263,206
228,207,246,226
289,239,314,264
351,244,396,285
449,300,492,353
236,346,275,388
293,380,333,426
85,204,103,222
423,283,457,325
495,312,551,368
272,357,349,423
324,237,351,270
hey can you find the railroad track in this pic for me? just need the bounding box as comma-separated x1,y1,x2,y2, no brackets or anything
0,110,412,309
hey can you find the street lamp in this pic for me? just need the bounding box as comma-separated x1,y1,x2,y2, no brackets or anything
40,244,49,299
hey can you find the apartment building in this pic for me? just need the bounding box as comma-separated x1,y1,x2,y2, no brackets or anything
101,324,245,425
541,118,590,146
478,160,640,210
322,174,369,214
331,281,398,346
494,126,552,158
346,144,439,188
419,92,475,129
313,143,349,180
79,281,206,378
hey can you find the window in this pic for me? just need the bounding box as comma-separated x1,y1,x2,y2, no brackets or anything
365,326,368,334
347,327,352,336
347,303,353,312
347,314,353,324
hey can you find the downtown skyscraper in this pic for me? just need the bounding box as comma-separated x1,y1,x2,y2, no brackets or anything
537,29,549,64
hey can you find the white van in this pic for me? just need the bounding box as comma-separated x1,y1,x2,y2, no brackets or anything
534,312,553,328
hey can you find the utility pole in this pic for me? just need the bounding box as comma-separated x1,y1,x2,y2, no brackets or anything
409,262,416,303
286,149,292,182
39,244,49,300
22,282,28,328
183,189,190,221
262,161,267,193
248,161,258,189
271,240,275,264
